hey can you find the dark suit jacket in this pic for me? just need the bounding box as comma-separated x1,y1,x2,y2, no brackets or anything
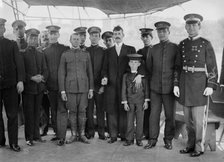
102,44,136,113
86,45,105,91
22,46,48,94
58,48,94,93
0,37,25,89
44,42,69,91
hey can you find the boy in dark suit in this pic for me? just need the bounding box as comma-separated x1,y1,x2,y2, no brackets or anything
121,54,149,146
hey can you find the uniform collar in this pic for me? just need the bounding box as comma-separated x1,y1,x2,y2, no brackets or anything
188,35,200,41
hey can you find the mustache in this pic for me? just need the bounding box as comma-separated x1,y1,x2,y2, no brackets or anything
115,37,121,39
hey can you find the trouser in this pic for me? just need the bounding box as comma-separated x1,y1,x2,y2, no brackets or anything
41,93,50,134
0,86,19,145
143,102,151,138
48,90,59,134
57,93,88,139
181,104,207,152
149,91,175,142
23,93,43,141
126,103,144,141
86,92,105,137
107,112,118,139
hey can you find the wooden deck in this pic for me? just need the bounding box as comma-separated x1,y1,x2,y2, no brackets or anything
0,122,224,162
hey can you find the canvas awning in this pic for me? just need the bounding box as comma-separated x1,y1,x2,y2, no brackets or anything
23,0,190,15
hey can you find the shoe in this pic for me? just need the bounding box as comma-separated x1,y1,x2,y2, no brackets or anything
190,151,204,157
120,137,126,141
26,140,34,146
136,140,143,147
65,135,76,144
79,135,90,144
164,141,172,150
10,144,21,152
179,147,195,154
85,134,94,139
0,143,6,147
57,139,65,146
108,138,117,144
123,140,134,146
34,138,46,143
99,135,106,140
144,140,156,149
51,137,59,141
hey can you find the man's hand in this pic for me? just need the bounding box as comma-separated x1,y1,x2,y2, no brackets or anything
17,81,24,94
61,93,67,101
173,86,180,97
31,75,42,83
88,90,93,99
143,101,148,110
133,75,142,89
98,86,104,94
124,103,130,111
101,77,108,85
203,87,213,96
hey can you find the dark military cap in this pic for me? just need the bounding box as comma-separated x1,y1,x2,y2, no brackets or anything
127,54,143,61
0,18,6,25
101,31,113,39
74,27,87,34
88,26,101,34
184,13,203,24
139,28,153,34
46,25,61,32
25,28,40,36
11,20,26,28
154,21,171,30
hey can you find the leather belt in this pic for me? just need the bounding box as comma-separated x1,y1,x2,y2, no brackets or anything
183,66,206,73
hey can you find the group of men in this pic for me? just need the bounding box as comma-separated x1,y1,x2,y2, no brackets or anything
0,13,219,158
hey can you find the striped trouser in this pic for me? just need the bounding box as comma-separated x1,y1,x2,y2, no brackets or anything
181,104,208,152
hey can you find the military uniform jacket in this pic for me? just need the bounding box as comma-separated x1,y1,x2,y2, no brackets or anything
137,45,152,61
86,45,105,91
0,37,25,89
146,40,179,94
58,48,94,93
23,46,48,94
175,37,218,106
219,47,224,84
16,37,27,52
44,42,69,91
122,72,149,104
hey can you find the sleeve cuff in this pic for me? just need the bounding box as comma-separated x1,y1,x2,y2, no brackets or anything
121,101,128,104
61,91,66,94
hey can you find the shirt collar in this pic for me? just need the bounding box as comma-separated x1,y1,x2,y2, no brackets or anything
115,42,123,47
131,71,138,73
72,46,80,50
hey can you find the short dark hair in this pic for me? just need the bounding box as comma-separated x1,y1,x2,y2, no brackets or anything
113,25,123,32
